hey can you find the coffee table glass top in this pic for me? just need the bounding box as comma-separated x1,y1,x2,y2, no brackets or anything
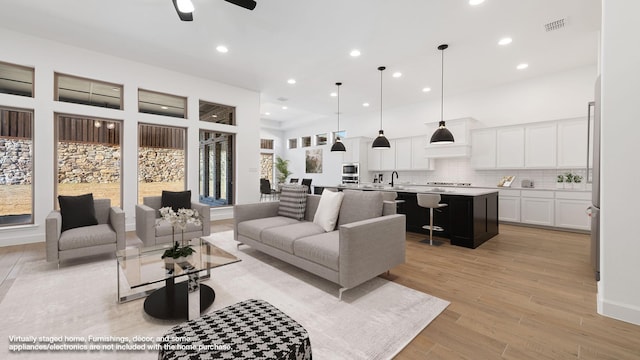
117,238,240,289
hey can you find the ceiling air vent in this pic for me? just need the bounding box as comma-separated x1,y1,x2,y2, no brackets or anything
544,18,566,32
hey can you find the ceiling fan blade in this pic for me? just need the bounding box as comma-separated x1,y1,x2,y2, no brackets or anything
172,0,194,21
224,0,257,10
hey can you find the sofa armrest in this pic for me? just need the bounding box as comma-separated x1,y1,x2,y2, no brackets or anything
109,206,126,250
382,201,397,215
45,210,62,262
338,214,406,289
135,204,157,247
191,202,211,236
233,202,280,240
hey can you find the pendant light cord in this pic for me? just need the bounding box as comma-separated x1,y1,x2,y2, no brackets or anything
380,68,384,129
441,47,444,123
337,84,340,131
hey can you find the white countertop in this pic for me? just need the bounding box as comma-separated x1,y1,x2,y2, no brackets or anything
317,184,499,196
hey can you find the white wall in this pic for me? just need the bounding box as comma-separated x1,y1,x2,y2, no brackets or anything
0,28,261,245
599,0,640,325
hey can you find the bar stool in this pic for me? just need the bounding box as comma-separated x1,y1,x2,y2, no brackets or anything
417,193,448,246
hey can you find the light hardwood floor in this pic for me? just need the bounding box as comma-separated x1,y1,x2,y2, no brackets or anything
392,224,640,360
1,221,639,359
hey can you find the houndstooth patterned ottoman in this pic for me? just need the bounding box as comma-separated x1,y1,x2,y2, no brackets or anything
158,299,312,360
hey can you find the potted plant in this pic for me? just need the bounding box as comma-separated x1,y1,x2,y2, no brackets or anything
564,172,574,189
573,174,583,189
162,241,196,265
556,174,565,189
275,156,293,185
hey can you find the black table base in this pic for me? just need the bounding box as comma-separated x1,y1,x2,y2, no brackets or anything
144,281,215,320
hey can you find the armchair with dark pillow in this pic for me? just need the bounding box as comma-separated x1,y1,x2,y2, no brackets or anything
135,190,211,247
46,194,125,264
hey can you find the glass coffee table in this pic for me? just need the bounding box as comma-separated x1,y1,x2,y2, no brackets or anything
117,238,240,320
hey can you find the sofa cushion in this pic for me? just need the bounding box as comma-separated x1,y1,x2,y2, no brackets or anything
337,190,384,225
278,185,308,220
58,193,99,232
313,190,344,232
161,190,191,212
58,224,116,251
237,216,300,242
293,231,340,271
261,222,325,254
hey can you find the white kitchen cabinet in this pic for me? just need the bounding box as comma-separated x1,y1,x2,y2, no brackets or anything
395,138,412,170
525,122,557,168
498,189,521,222
367,141,381,171
471,128,497,169
520,191,555,226
341,138,360,163
380,139,396,170
496,127,525,168
554,191,591,230
557,118,589,168
410,137,434,170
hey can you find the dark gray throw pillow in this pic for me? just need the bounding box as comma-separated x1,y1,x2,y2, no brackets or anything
161,190,192,212
58,193,99,232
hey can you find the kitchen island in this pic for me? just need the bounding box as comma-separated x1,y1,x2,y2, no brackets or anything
315,185,499,249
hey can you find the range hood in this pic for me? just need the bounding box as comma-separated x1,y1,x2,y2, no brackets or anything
424,117,477,158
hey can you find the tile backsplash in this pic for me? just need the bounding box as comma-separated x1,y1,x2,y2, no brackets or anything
369,158,592,190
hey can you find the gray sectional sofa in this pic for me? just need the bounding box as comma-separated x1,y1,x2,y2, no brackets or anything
234,190,406,298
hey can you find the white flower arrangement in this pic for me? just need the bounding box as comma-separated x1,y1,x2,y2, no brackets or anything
159,207,202,231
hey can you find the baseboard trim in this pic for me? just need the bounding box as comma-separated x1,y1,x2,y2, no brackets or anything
599,297,640,326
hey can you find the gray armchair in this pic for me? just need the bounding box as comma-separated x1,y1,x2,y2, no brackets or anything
46,198,125,264
135,196,211,247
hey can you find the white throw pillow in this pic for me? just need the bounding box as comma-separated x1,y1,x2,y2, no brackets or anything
313,190,345,232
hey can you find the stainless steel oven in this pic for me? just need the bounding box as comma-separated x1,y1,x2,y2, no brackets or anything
341,163,359,184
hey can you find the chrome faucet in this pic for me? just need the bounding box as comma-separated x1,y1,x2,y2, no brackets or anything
390,171,399,187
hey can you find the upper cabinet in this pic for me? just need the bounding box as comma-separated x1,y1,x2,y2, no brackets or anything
341,137,371,174
410,137,435,170
472,118,586,170
496,127,525,168
368,136,434,171
524,122,557,168
395,138,412,170
470,128,497,169
557,118,589,168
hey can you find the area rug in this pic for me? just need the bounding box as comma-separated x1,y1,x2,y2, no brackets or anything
0,231,449,359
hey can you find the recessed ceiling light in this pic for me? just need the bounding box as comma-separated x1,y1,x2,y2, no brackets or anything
161,106,169,109
216,45,228,53
287,79,296,85
264,112,270,116
469,0,485,5
392,72,402,78
282,106,288,110
516,63,529,70
422,87,431,92
350,49,361,57
94,121,101,128
330,92,337,97
498,37,513,46
362,103,370,107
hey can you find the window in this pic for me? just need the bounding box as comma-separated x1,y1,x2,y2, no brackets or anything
260,139,274,150
55,114,122,207
0,61,34,97
332,130,346,143
288,138,298,149
316,133,328,146
301,136,312,148
199,100,235,125
138,124,186,203
260,153,274,183
199,130,234,207
138,89,186,118
0,107,33,226
55,73,123,109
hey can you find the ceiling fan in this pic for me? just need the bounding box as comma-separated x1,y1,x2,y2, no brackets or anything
172,0,256,21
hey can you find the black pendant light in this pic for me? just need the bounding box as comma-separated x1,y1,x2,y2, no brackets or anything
330,82,346,152
430,44,455,144
372,66,391,149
